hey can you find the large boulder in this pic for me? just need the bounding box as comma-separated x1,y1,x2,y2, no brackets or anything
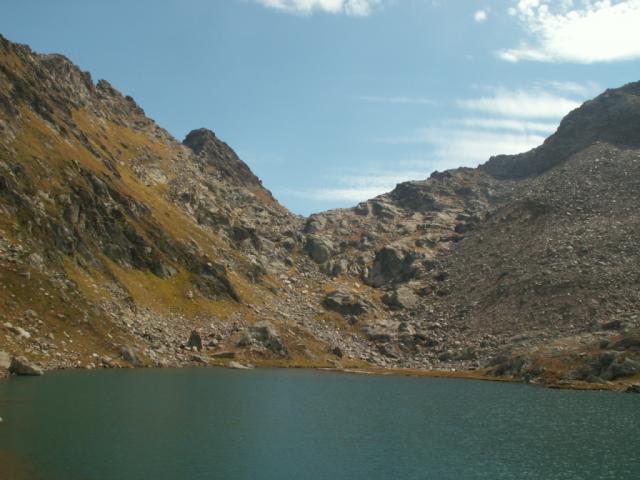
323,291,369,316
187,330,203,351
120,345,140,366
304,215,326,234
363,326,393,343
382,287,418,310
306,235,333,264
368,246,405,287
9,356,44,376
238,321,290,358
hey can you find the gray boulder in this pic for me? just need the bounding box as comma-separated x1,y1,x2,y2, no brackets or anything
306,235,333,264
120,345,140,366
363,327,393,343
239,321,290,358
382,286,418,310
304,215,326,234
9,356,44,376
368,246,405,287
323,291,369,316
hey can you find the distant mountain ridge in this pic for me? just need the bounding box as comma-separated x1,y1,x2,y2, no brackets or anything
481,80,640,179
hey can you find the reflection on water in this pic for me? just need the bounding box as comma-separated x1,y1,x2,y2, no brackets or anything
0,368,639,480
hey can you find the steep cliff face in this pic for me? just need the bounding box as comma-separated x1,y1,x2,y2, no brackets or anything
1,35,639,389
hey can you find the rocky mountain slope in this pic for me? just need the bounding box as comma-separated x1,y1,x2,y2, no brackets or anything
1,35,639,390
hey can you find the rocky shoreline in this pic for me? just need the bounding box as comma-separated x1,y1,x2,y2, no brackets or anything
2,349,639,394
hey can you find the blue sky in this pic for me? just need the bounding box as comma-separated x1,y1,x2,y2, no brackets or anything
2,0,640,215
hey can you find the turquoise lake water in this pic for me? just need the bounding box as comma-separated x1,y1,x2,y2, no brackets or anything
0,368,638,479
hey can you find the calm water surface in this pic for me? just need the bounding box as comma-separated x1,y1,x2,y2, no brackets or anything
0,368,638,479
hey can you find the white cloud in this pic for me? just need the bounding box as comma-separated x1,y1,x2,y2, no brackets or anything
419,128,546,166
500,0,640,63
293,82,589,206
381,128,546,167
298,121,548,205
474,9,488,22
457,117,557,134
545,80,600,96
357,95,435,105
458,87,580,118
299,187,386,202
296,119,555,204
290,119,552,205
288,169,428,202
376,84,580,168
255,0,381,15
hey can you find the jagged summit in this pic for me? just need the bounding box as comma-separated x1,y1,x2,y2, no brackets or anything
183,128,263,188
481,80,640,179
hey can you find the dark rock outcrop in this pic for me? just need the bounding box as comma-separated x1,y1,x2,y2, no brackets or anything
187,330,203,351
9,356,44,376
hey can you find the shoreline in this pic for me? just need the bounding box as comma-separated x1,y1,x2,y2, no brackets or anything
2,361,634,394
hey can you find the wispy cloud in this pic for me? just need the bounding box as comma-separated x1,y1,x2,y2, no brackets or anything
356,95,435,105
289,125,551,205
500,0,640,63
287,169,429,202
293,81,591,207
456,117,557,134
255,0,382,16
381,128,547,166
545,80,601,96
474,9,488,23
381,84,582,163
458,87,580,118
419,128,546,166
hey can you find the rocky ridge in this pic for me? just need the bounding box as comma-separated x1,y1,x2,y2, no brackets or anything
1,35,639,391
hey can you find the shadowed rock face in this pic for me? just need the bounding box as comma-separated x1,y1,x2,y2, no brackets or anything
480,81,640,179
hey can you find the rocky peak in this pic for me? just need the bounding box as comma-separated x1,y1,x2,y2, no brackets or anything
481,80,640,180
183,128,221,154
183,128,262,188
